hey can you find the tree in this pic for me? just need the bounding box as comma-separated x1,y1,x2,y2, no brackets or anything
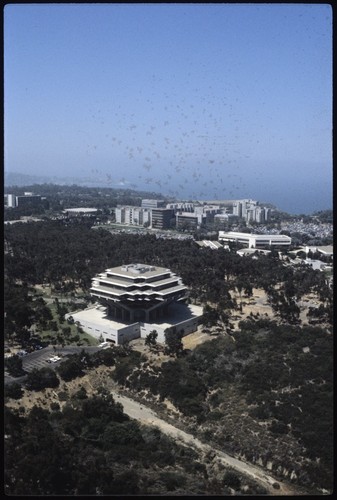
25,367,60,391
62,326,71,339
145,330,158,349
49,320,58,332
5,355,25,377
56,357,84,381
223,471,241,490
164,329,184,357
5,382,23,400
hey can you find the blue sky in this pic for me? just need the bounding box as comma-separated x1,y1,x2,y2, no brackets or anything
4,3,332,214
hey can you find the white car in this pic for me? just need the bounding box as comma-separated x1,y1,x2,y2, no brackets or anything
98,342,110,349
48,356,62,363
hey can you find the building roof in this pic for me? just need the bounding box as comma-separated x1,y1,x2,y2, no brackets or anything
106,263,171,279
219,231,290,241
196,240,223,249
63,207,98,213
237,248,271,256
90,263,187,304
305,245,333,255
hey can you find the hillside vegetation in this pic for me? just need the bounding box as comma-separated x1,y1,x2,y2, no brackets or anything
4,219,333,494
114,321,332,491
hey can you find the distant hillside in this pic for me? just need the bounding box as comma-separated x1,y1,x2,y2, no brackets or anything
4,172,169,202
4,171,102,187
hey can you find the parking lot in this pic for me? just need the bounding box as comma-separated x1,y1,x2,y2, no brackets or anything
22,346,101,372
5,346,101,385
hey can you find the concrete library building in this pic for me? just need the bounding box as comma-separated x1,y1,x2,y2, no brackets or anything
69,263,203,345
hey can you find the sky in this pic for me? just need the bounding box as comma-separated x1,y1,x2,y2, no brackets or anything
4,3,333,214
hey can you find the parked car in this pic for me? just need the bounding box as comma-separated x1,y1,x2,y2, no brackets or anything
47,356,62,363
98,342,110,349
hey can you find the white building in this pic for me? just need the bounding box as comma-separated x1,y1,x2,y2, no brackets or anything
115,206,151,226
4,194,16,208
233,199,271,223
218,231,291,249
166,202,195,212
63,208,98,216
141,199,165,209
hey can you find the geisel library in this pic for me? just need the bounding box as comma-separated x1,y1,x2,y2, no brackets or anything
69,263,203,345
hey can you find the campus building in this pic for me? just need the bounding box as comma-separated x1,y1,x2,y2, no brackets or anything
218,231,291,249
151,208,175,229
233,199,271,223
115,206,151,226
63,208,98,217
141,199,166,209
4,194,16,208
4,192,43,208
69,263,203,345
176,212,203,230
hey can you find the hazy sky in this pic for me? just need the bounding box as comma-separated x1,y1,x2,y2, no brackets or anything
4,3,332,214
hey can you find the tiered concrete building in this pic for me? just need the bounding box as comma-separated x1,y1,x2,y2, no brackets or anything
90,263,187,323
69,263,203,345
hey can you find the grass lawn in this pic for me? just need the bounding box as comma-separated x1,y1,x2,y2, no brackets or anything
33,287,99,346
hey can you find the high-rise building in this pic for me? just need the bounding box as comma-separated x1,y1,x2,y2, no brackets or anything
151,208,175,229
115,206,151,226
4,194,16,208
233,199,270,223
15,194,42,207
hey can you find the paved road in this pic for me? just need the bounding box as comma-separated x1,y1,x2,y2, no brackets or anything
111,391,299,496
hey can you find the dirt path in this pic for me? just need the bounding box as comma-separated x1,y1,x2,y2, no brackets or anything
111,390,301,496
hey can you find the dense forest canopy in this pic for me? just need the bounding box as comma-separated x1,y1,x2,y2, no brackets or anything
4,212,333,495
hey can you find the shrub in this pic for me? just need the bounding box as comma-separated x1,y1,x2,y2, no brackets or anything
223,471,241,489
159,471,187,491
58,391,68,401
5,355,25,377
5,382,23,400
25,367,60,391
56,357,84,381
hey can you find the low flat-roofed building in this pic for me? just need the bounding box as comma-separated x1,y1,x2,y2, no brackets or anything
219,231,291,248
67,305,141,345
195,240,223,250
236,248,271,257
68,302,203,345
63,207,98,216
304,245,333,257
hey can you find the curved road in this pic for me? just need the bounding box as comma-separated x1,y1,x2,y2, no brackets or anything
111,391,301,496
